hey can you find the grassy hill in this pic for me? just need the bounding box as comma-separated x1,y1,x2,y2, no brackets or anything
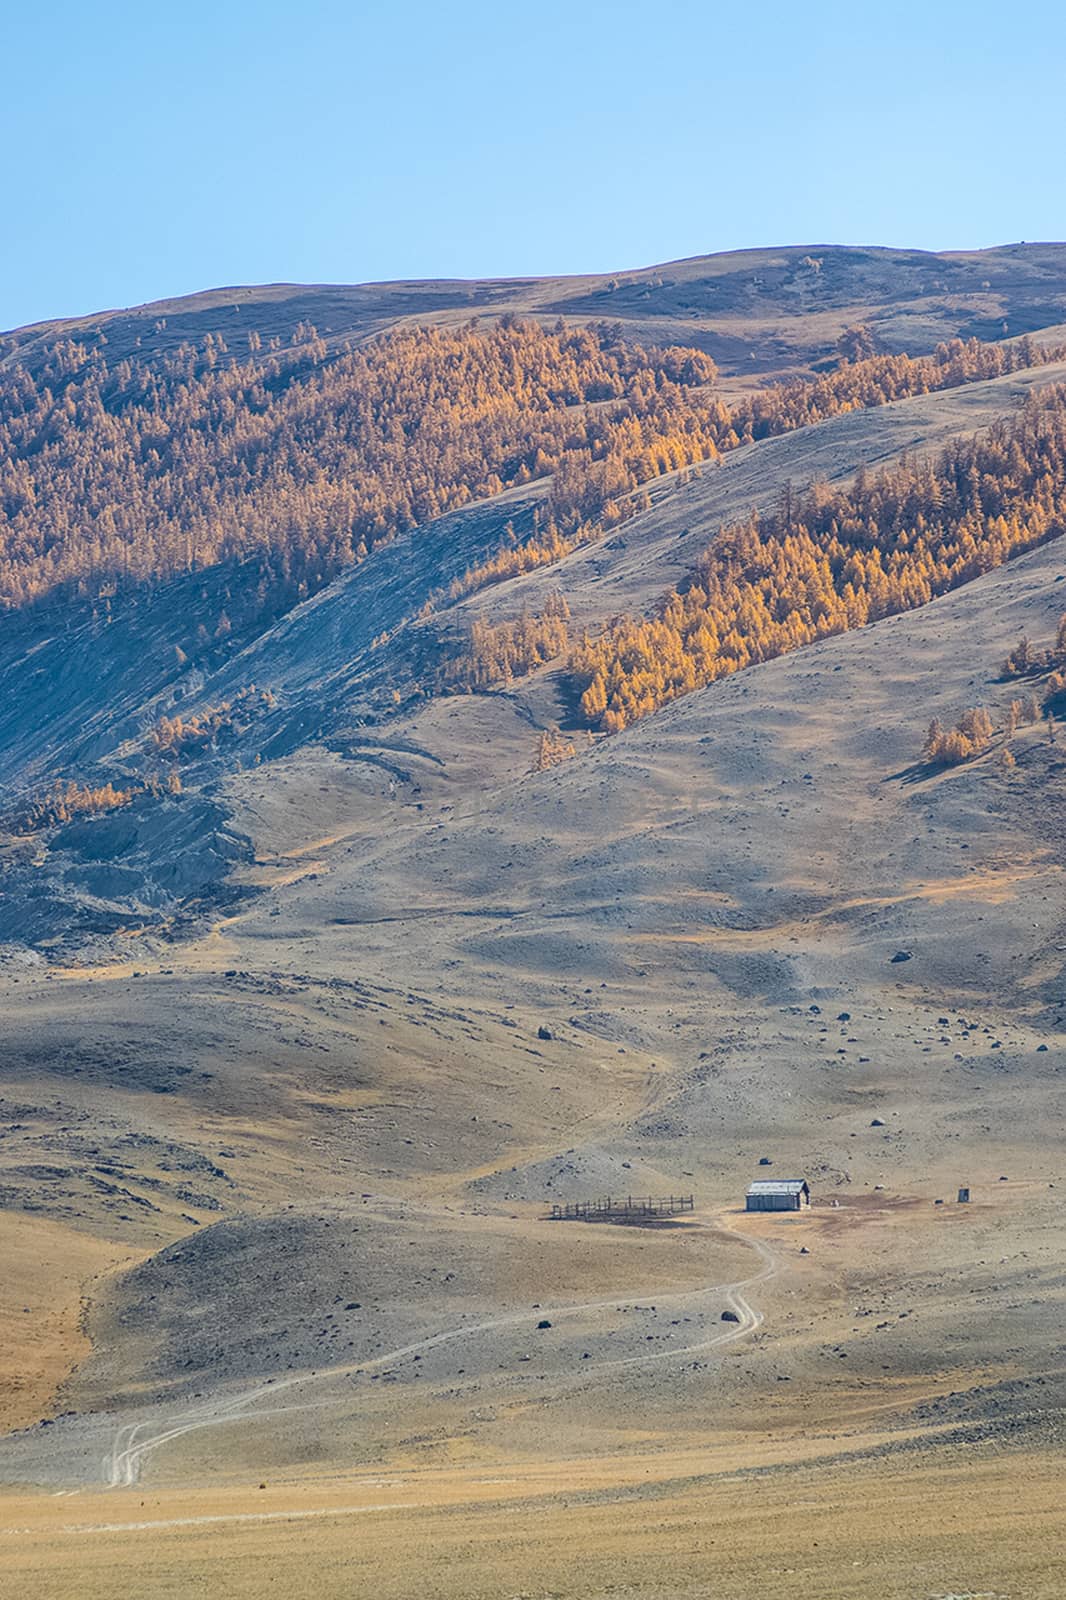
1,246,1065,1597
8,240,1066,382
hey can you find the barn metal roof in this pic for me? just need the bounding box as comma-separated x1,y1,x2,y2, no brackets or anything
746,1179,808,1195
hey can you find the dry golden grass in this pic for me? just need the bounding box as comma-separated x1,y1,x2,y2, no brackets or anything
2,1446,1063,1600
5,325,1066,1599
0,1215,135,1432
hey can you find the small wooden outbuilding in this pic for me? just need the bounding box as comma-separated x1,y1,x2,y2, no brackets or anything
745,1178,811,1212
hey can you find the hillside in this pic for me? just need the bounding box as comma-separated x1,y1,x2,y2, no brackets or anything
4,348,1066,946
8,241,1066,383
2,249,1066,1598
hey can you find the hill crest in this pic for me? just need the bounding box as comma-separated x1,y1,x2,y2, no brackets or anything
9,240,1066,383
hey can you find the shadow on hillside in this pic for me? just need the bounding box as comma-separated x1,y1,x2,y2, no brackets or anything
543,1215,693,1229
885,759,941,786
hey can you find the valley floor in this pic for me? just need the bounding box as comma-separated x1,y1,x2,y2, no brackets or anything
1,1177,1063,1597
4,1438,1064,1600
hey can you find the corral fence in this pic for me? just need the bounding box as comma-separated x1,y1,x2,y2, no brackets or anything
548,1194,695,1222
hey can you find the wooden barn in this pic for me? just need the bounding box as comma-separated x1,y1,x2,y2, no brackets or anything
745,1178,811,1212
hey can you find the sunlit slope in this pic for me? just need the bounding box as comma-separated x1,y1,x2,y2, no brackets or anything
8,507,1059,1238
3,266,1066,1499
1,511,1064,1488
3,350,1055,792
5,354,1066,956
7,241,1066,381
447,354,1066,631
222,524,1066,1110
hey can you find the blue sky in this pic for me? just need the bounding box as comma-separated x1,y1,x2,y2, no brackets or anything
3,0,1064,329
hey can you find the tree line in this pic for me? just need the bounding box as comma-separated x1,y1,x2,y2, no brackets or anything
0,320,713,618
1,315,1055,637
6,771,181,835
568,385,1066,731
444,592,571,689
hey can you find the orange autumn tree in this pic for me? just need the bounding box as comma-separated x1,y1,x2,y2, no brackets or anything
570,385,1066,732
2,316,1057,639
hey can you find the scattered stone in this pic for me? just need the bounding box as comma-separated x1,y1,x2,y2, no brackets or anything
837,1012,851,1022
537,1025,553,1041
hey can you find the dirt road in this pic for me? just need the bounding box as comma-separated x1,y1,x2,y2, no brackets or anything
105,1221,775,1487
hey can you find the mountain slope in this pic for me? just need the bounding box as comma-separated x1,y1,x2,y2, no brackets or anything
7,241,1066,382
4,349,1066,953
0,514,1064,1489
5,351,1063,786
1,252,1066,1579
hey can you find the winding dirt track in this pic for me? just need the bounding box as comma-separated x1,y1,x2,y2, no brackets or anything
105,1223,776,1489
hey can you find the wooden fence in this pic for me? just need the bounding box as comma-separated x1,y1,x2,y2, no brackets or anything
548,1194,695,1222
